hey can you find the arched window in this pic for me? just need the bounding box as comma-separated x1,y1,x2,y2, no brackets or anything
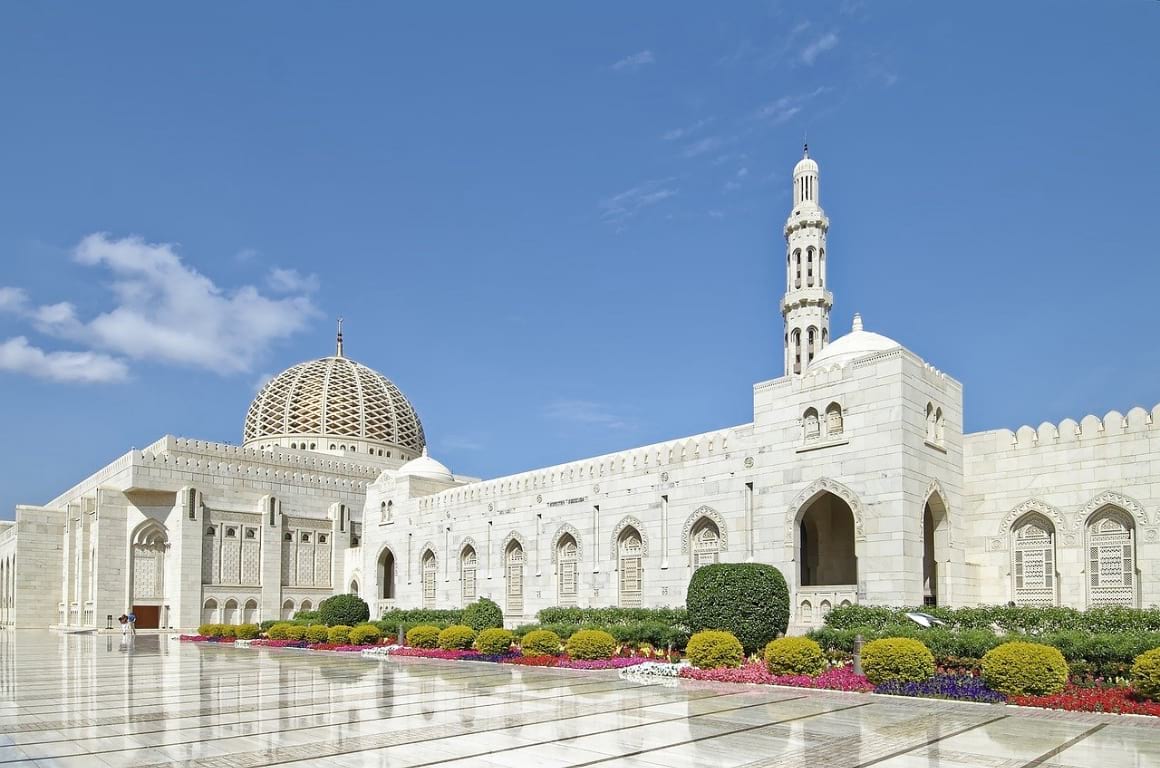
243,598,258,624
926,403,936,441
281,599,294,620
819,248,825,287
505,542,525,617
1012,514,1056,606
379,501,388,523
806,247,815,286
1087,509,1137,607
794,250,802,288
557,535,579,607
807,327,817,364
202,598,219,626
617,528,643,608
803,408,820,441
792,329,802,374
223,598,239,625
934,408,945,444
690,518,721,569
825,402,843,436
300,599,312,612
422,551,437,609
461,546,478,602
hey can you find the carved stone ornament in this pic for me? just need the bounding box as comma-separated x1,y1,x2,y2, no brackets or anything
783,477,867,559
744,457,754,469
609,515,649,558
661,472,670,482
996,498,1067,539
500,530,526,553
1074,490,1149,530
458,536,477,555
680,505,729,554
549,523,582,564
536,494,542,504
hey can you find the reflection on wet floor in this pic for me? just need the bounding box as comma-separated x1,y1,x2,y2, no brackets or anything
0,631,1157,768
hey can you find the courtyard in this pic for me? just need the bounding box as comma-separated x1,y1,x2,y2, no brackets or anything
0,632,1155,768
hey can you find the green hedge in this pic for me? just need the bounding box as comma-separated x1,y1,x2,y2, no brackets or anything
319,594,370,627
512,621,689,649
537,607,688,627
463,598,504,631
687,563,789,654
821,604,1160,634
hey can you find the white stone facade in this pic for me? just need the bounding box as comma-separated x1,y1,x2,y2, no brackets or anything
2,149,1155,632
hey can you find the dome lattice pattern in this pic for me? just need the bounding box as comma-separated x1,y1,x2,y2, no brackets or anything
243,356,425,452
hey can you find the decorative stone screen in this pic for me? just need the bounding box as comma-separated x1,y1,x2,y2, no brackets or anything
1012,516,1055,606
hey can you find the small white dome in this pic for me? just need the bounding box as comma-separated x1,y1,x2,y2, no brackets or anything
794,144,818,175
398,447,453,482
810,314,900,369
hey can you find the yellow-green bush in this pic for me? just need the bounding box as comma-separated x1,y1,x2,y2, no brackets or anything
687,630,744,669
305,624,330,644
285,624,309,642
861,638,935,685
234,624,260,640
349,624,382,646
266,622,293,640
218,625,237,638
1131,648,1160,701
406,624,441,649
475,628,516,655
764,636,825,676
565,629,617,660
197,623,220,637
437,624,476,650
326,624,353,645
981,641,1068,696
521,629,562,656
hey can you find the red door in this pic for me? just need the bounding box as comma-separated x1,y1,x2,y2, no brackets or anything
132,605,160,629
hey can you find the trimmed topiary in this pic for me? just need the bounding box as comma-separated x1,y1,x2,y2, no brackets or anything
326,625,353,645
982,641,1068,696
686,563,789,654
319,593,370,627
406,624,442,649
218,625,237,638
349,624,382,646
1131,648,1160,701
463,598,504,631
861,638,936,685
687,630,744,669
565,629,617,660
266,622,293,640
197,623,218,637
438,624,477,650
521,629,562,657
234,624,260,640
475,628,516,655
284,624,309,642
764,636,826,676
305,624,330,644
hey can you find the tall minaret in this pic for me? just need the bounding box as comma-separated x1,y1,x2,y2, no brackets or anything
781,145,832,375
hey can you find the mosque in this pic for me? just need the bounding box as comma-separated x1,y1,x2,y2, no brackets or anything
1,149,1156,632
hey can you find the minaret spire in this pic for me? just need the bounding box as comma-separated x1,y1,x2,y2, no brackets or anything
781,146,832,375
335,317,344,358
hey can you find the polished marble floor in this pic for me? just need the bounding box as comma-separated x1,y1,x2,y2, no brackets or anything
0,631,1157,768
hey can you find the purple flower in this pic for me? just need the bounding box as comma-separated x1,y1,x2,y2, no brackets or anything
874,674,1006,703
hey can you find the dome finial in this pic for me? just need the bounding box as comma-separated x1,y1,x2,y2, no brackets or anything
852,313,863,332
335,317,344,357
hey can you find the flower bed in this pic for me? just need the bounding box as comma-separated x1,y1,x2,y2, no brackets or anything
1012,684,1160,716
874,674,1006,703
250,639,308,648
679,662,875,692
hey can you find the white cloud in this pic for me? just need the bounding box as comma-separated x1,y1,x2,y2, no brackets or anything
662,117,714,142
737,167,750,178
0,336,128,383
682,136,723,159
801,32,838,65
542,399,630,430
23,233,320,375
442,435,485,452
612,50,655,71
0,287,27,313
267,267,320,294
756,87,830,124
599,178,679,225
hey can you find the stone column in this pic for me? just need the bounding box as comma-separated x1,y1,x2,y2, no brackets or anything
92,489,129,629
259,495,283,624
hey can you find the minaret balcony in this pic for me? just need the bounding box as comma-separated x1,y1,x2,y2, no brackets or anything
784,213,829,236
781,287,833,313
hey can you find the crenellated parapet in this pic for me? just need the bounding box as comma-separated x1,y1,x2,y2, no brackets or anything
968,404,1160,452
415,425,744,512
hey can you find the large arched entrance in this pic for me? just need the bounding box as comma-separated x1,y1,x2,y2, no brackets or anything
923,491,949,606
130,519,169,629
796,490,857,626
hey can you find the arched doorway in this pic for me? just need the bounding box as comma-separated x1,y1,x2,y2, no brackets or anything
130,519,168,629
377,548,396,612
798,492,857,587
923,491,949,606
202,598,219,625
617,527,643,608
281,598,294,620
243,598,259,624
223,598,239,625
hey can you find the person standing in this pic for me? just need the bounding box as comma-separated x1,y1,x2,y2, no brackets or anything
127,610,137,636
118,614,128,637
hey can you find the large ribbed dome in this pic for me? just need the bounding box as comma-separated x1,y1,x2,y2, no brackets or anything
242,354,425,455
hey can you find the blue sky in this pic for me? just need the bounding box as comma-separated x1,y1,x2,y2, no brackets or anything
1,3,1157,519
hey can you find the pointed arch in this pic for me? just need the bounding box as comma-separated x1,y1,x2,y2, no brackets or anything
500,530,527,555
997,499,1066,539
680,506,728,553
1075,491,1148,530
549,523,582,564
609,515,649,559
784,477,866,558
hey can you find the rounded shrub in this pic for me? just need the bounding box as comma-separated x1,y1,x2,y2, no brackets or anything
1131,648,1160,701
463,598,504,631
437,624,477,650
234,624,260,641
982,641,1068,696
565,629,617,660
197,623,218,637
349,624,382,646
687,630,744,669
266,622,293,640
284,624,309,642
218,625,237,638
521,629,562,657
475,628,515,655
326,625,353,645
686,563,789,654
318,593,370,627
305,624,330,644
764,636,826,676
861,638,936,685
406,624,441,649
